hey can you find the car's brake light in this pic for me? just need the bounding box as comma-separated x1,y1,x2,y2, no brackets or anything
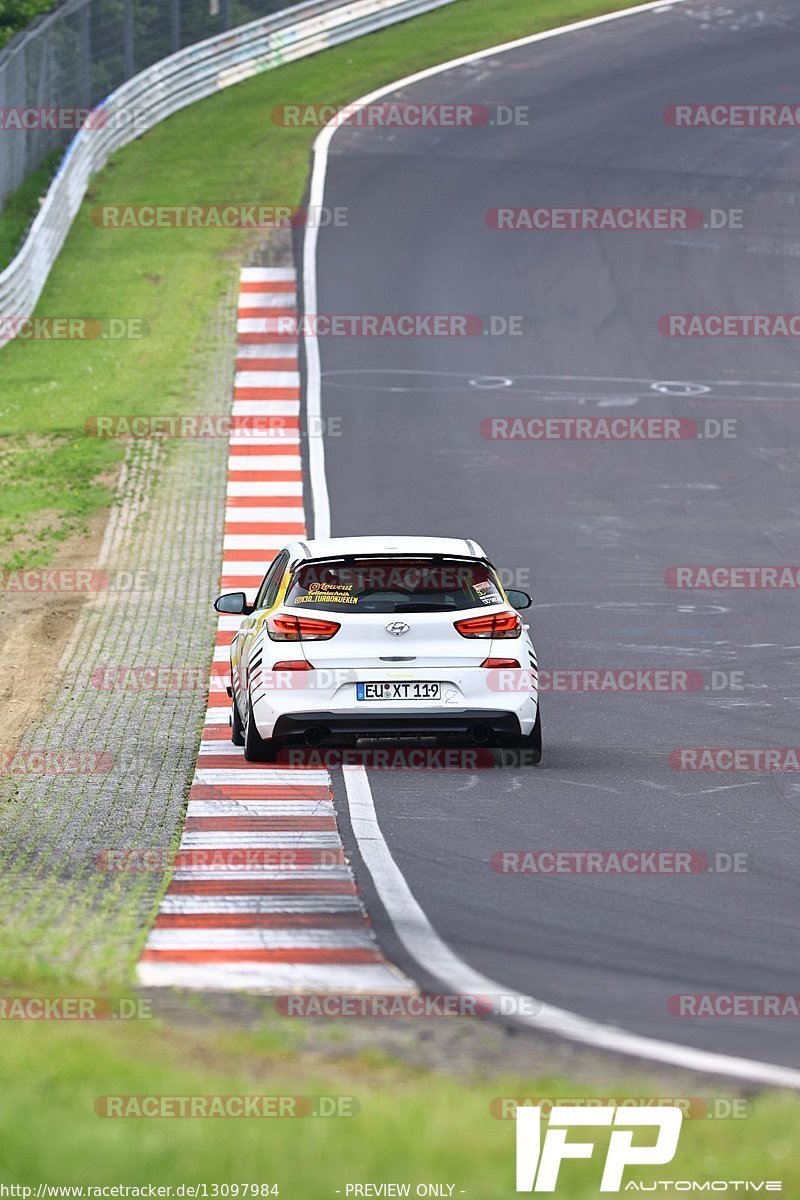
271,660,315,671
454,611,521,639
480,657,521,668
267,614,340,641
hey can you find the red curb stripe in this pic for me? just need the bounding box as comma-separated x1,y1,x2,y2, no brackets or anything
189,785,333,801
239,281,296,293
195,755,317,770
229,444,300,456
221,548,294,560
155,913,364,929
167,880,357,895
236,358,297,372
184,817,337,832
237,333,297,344
224,522,305,536
228,470,302,482
232,390,299,402
141,949,381,963
225,495,303,506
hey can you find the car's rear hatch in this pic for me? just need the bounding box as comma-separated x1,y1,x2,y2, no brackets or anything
275,555,517,670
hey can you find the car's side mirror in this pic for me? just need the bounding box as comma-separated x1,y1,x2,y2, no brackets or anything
506,588,532,611
214,591,252,615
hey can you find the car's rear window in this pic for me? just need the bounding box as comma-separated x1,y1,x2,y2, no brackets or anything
285,557,504,613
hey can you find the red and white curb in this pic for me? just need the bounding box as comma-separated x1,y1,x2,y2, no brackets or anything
137,266,413,994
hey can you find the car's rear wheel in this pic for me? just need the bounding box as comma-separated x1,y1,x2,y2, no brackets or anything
230,689,245,747
508,704,542,765
243,691,278,762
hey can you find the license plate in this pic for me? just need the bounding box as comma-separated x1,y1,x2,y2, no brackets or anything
357,681,442,701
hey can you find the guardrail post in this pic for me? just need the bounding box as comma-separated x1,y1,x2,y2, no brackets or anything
123,0,134,76
222,0,233,30
170,0,181,52
78,0,91,109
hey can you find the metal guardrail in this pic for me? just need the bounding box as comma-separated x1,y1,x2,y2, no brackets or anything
0,0,299,206
0,0,459,346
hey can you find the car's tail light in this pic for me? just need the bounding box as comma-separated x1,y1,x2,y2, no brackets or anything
271,660,315,671
267,614,340,641
454,611,521,639
480,657,521,669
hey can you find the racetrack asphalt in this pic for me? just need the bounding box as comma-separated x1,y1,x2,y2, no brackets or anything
306,0,800,1068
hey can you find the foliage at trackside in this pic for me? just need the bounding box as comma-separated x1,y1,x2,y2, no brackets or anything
0,1,53,49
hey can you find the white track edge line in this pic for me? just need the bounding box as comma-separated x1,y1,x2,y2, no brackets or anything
343,766,800,1089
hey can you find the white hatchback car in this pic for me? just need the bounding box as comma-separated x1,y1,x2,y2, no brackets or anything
215,536,540,762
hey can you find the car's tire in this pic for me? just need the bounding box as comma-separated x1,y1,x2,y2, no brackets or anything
231,689,245,747
508,704,542,765
243,691,278,762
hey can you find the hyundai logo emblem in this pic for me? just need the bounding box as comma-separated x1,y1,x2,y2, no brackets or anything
386,621,410,637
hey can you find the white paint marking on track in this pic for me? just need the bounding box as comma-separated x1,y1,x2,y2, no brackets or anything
194,769,331,785
146,929,376,950
160,895,362,914
187,802,336,816
177,833,343,848
138,962,415,992
226,480,304,494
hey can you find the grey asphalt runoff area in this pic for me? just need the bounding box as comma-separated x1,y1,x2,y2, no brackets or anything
309,0,800,1068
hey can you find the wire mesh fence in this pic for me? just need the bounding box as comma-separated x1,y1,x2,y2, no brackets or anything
0,0,297,206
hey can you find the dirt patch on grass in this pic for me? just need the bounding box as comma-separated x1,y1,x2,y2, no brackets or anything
0,505,110,754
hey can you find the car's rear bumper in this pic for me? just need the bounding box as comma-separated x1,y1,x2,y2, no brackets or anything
271,708,525,742
248,665,538,741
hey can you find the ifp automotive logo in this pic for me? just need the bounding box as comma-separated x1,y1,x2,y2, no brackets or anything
515,1105,683,1192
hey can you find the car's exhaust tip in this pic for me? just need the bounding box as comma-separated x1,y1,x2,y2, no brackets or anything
470,723,492,745
304,726,326,747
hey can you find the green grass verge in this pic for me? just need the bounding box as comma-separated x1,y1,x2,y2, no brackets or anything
0,0,646,571
0,1011,797,1192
